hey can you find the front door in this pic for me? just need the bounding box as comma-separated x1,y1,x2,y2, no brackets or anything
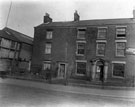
95,64,104,81
58,63,66,78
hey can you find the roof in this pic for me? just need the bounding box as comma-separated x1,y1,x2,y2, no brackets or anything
37,18,135,28
0,30,20,42
2,27,33,45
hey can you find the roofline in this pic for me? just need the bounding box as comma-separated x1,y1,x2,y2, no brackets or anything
4,27,33,40
35,17,135,28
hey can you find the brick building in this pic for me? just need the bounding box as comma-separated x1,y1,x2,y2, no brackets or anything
31,11,135,86
0,27,33,74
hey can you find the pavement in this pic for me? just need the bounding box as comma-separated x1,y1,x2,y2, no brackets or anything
0,78,135,101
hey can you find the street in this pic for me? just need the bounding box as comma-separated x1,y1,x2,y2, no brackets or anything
0,80,134,107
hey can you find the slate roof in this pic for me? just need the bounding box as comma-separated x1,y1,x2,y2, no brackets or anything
0,30,19,42
37,18,135,27
2,27,33,45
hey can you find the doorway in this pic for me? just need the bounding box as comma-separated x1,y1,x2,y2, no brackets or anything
95,61,104,81
58,63,66,79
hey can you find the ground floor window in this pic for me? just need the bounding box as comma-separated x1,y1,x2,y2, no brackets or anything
43,61,51,70
76,62,86,75
112,63,125,77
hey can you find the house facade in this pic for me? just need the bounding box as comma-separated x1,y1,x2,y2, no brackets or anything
31,11,135,86
0,27,33,74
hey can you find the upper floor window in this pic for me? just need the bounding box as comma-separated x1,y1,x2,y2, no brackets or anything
46,31,53,39
116,42,126,57
116,27,126,38
11,41,16,49
77,42,85,55
45,43,52,54
97,28,107,39
96,42,106,56
77,29,86,39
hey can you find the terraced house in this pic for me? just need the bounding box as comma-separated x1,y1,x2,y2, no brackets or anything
31,10,135,86
0,27,33,74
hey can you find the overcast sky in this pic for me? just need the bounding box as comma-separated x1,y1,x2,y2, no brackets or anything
0,0,135,37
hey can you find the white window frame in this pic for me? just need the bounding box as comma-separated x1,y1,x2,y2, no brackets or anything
112,61,126,78
116,26,127,38
76,41,86,56
96,41,106,56
46,31,53,39
115,41,126,57
97,27,107,39
45,43,52,54
43,61,51,70
76,60,87,76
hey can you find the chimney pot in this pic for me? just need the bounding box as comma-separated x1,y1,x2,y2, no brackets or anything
44,13,52,23
74,10,80,21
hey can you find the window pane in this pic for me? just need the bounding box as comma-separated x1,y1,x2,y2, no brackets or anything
116,42,125,56
116,28,126,38
113,63,124,77
43,63,51,70
117,50,125,56
98,29,107,39
117,43,125,49
46,31,52,39
77,43,85,55
45,43,51,54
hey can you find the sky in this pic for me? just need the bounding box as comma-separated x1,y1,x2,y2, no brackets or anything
0,0,135,37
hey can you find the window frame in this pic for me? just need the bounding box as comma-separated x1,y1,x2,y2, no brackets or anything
46,31,53,39
96,41,106,56
76,60,87,76
45,43,52,54
77,29,86,39
112,61,126,78
43,61,51,70
115,41,126,57
116,26,126,38
76,41,86,56
97,27,107,39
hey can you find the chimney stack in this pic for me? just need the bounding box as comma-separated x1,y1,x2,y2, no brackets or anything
44,13,52,23
74,10,80,21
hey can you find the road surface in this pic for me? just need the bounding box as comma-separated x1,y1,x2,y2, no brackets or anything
0,82,134,107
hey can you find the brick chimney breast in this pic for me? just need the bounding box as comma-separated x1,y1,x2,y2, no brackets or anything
44,13,52,23
74,10,80,21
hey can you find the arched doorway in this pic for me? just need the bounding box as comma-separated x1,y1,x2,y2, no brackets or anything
91,58,108,82
95,60,104,81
